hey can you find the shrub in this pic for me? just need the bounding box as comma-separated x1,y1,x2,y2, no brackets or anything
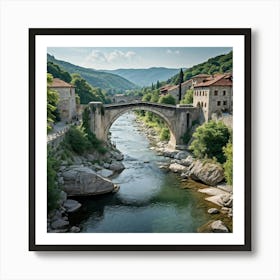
158,94,176,105
189,121,230,163
223,141,233,185
65,126,91,155
160,128,170,141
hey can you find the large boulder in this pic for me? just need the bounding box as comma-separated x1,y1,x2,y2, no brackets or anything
109,161,125,172
174,151,190,160
61,166,115,196
189,160,224,186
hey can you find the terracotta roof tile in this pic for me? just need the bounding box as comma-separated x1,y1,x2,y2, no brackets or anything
194,74,232,87
49,78,75,88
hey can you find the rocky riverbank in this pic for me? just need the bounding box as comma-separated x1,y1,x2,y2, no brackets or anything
135,117,233,233
48,148,125,233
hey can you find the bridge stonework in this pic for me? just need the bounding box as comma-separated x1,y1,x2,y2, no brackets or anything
89,101,200,149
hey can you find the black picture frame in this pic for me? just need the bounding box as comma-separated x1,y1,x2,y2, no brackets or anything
29,28,251,251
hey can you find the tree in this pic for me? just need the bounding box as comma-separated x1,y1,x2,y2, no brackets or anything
180,89,194,105
189,121,230,163
223,141,233,185
71,74,107,104
47,74,59,132
158,94,176,105
142,93,152,102
156,80,160,89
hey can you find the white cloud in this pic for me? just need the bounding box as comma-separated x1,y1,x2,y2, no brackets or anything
166,49,180,55
85,49,136,65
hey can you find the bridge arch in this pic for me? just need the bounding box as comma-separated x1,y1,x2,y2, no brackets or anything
89,101,200,149
104,106,176,147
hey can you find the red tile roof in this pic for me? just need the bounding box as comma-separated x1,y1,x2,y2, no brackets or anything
192,74,211,78
49,78,75,88
194,74,232,87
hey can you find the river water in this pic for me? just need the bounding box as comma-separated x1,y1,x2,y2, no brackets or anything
76,112,211,233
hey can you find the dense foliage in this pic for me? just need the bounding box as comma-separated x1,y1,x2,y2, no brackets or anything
47,148,60,211
223,141,233,185
47,74,60,132
189,121,231,163
47,61,72,83
71,74,110,104
158,94,176,105
180,89,194,105
168,51,232,84
65,126,91,154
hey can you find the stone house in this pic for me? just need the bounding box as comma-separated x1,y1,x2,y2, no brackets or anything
49,78,77,122
193,73,232,122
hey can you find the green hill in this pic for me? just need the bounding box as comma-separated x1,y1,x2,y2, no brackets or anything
168,51,232,84
47,54,137,92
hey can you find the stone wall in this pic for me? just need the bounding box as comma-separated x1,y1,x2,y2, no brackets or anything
208,85,232,120
56,88,77,122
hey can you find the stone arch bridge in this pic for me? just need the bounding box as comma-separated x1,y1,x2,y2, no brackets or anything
89,101,200,149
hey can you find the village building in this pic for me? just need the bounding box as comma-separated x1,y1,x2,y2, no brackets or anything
159,74,212,102
193,73,232,122
49,78,77,122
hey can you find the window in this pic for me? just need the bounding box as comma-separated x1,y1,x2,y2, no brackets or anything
214,90,218,96
201,102,203,107
205,102,207,107
223,90,226,96
223,101,227,105
217,101,221,106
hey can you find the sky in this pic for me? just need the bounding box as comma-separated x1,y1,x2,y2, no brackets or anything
47,47,232,70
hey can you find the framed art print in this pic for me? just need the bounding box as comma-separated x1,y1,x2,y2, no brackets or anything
29,28,251,251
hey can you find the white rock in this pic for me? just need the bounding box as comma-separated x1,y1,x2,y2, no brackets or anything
97,169,114,178
207,208,219,214
169,163,188,173
210,220,229,233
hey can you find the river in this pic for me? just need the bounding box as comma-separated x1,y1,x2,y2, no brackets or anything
75,112,211,233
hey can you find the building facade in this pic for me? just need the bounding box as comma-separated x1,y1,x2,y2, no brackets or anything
49,78,77,122
193,73,232,122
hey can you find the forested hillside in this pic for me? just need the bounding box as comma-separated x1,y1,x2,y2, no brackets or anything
168,51,232,84
47,54,137,92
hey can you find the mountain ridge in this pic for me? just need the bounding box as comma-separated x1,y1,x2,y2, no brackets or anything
103,67,183,87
